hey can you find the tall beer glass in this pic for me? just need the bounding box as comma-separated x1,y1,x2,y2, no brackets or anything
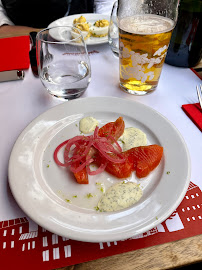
118,0,179,95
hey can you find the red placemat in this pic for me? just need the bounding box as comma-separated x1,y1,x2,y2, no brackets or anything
182,103,202,132
0,36,30,72
1,181,202,270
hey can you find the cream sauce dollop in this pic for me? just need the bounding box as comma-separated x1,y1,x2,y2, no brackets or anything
98,182,143,212
79,117,99,134
120,127,147,151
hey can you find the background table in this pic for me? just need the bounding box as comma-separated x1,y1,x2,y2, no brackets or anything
58,234,202,270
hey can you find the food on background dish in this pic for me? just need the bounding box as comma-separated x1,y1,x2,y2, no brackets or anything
72,16,91,40
90,19,110,37
73,15,87,25
54,117,163,184
71,16,109,41
98,182,143,212
71,23,91,40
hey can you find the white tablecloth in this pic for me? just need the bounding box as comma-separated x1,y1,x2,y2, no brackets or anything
0,43,201,223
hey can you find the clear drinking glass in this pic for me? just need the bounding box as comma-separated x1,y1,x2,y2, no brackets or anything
116,0,179,95
108,1,119,57
36,26,91,100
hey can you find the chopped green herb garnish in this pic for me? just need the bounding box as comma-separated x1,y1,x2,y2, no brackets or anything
96,182,101,186
100,187,104,193
72,195,77,198
95,206,100,211
65,199,71,203
86,193,93,198
166,171,170,175
46,164,50,168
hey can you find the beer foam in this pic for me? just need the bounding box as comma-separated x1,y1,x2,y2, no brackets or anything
119,14,174,35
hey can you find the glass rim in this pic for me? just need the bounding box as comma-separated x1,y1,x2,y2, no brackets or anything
36,25,84,44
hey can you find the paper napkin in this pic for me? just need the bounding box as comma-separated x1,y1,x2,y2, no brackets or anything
182,103,202,132
0,36,30,72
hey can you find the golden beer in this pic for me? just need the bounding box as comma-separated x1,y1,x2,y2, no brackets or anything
119,15,174,95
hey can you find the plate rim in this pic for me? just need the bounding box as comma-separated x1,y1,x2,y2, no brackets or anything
8,97,191,242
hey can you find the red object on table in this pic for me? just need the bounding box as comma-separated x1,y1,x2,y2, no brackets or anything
0,36,30,72
182,103,202,132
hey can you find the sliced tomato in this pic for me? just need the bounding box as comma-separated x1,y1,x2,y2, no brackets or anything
74,167,89,184
72,117,125,184
105,154,133,178
98,117,125,140
126,145,163,178
97,145,163,179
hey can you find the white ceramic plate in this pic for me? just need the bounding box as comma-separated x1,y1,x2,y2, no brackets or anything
48,13,110,45
8,97,191,242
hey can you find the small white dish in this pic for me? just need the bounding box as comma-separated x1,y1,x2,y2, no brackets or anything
8,97,191,242
48,13,110,45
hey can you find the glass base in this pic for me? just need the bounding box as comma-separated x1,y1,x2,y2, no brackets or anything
120,83,157,96
47,89,86,100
